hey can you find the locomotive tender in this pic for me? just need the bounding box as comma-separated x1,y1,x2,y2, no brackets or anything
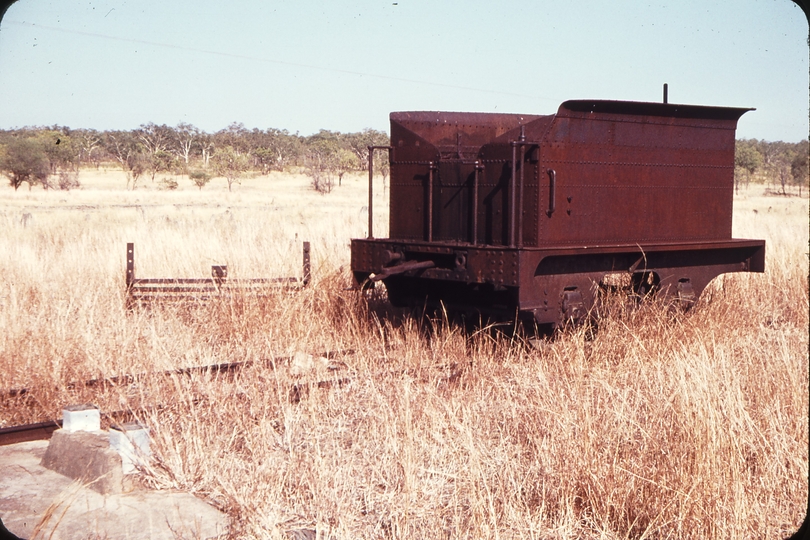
351,99,765,328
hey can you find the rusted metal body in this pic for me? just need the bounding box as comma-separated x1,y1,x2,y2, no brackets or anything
126,242,310,307
351,100,766,327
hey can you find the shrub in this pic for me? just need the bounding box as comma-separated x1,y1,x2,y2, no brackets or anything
189,169,212,191
159,177,178,190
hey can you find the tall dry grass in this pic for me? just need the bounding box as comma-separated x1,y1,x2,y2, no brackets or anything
0,172,806,539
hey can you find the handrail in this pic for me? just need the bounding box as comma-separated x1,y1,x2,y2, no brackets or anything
427,162,436,241
510,139,518,248
367,145,392,239
472,161,483,245
509,126,540,248
518,136,526,247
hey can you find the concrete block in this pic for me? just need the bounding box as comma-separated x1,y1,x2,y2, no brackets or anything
2,440,229,540
62,404,100,433
109,422,151,475
41,429,123,495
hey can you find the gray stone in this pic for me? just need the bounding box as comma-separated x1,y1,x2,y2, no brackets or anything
1,440,229,540
41,429,124,495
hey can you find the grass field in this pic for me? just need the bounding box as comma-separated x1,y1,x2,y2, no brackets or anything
0,169,807,539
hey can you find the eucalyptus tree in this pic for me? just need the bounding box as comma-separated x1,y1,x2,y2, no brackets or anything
345,128,389,171
74,129,102,168
135,122,171,156
734,139,763,192
791,140,809,196
214,122,251,156
251,128,302,173
173,122,201,166
304,130,342,193
0,137,50,190
211,145,249,192
134,123,174,183
104,130,146,190
34,130,80,189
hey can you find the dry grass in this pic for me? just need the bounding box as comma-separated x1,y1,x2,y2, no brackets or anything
0,172,806,539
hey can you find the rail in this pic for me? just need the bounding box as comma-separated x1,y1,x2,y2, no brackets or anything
0,350,468,446
0,350,354,446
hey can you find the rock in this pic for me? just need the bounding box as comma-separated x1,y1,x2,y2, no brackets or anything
41,430,123,495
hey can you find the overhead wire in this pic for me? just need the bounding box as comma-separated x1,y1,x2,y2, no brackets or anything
6,20,554,103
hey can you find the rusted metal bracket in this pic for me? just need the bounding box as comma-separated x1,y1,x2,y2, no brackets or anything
370,260,435,282
126,241,310,307
561,288,586,322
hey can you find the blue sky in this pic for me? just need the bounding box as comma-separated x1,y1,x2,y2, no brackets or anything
0,0,807,141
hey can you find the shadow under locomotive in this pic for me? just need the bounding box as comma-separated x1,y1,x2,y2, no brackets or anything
352,99,766,330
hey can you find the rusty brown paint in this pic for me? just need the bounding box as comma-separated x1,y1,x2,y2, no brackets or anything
352,99,765,328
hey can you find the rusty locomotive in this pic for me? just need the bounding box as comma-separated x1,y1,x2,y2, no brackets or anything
351,98,765,328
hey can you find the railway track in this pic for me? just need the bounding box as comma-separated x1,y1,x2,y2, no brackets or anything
0,349,469,447
0,409,146,446
0,349,354,447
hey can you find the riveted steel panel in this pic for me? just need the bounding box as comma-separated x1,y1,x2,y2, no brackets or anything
389,112,547,244
354,100,763,327
536,100,752,246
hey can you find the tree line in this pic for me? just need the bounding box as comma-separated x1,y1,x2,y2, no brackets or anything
0,123,806,196
0,122,389,193
734,138,809,196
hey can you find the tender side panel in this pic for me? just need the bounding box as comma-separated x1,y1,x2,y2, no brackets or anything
536,100,751,246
